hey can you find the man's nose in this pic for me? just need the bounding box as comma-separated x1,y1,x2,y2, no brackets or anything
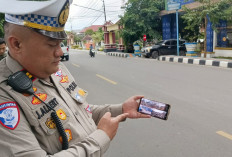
55,46,63,57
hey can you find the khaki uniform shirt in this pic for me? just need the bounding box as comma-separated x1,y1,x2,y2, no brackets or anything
0,52,7,61
0,55,123,156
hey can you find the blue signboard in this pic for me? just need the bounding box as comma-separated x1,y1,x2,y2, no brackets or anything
167,0,181,11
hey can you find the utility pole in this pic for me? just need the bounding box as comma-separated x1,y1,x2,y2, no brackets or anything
121,0,125,8
102,0,107,23
70,18,72,31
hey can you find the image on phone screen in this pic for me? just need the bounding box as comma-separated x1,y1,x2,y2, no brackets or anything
138,98,171,120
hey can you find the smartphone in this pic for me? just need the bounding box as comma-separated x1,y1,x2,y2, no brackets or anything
138,98,171,120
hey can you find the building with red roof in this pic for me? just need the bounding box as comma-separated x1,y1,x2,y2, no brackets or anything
79,25,103,49
103,20,125,52
80,25,103,34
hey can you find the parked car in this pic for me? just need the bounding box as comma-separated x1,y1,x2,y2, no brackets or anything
143,39,186,59
60,43,69,61
141,45,153,58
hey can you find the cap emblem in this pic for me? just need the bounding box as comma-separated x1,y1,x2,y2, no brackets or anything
59,1,70,26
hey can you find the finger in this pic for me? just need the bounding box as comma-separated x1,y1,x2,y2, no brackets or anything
114,113,129,122
139,113,151,118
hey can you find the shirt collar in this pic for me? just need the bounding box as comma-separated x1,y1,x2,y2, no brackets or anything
6,53,24,74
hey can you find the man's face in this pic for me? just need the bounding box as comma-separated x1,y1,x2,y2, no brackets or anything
0,43,6,55
18,29,63,79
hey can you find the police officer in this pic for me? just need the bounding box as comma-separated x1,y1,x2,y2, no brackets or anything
0,0,150,156
0,38,7,61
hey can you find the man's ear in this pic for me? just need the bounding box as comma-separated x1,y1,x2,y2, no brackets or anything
8,36,22,54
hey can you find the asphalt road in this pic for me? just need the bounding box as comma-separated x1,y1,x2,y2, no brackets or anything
63,50,232,157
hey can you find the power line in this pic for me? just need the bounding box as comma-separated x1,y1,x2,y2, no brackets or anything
71,0,104,21
67,0,126,30
80,0,102,18
73,1,93,16
73,4,104,12
105,1,120,5
90,13,104,25
84,11,104,27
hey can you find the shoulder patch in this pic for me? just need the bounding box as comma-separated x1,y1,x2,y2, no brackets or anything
0,102,20,130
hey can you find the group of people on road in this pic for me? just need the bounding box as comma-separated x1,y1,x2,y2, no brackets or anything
0,0,150,156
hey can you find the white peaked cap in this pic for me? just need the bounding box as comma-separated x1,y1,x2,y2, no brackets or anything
0,0,73,40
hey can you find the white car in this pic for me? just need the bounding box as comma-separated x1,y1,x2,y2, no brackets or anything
141,46,152,58
60,43,69,61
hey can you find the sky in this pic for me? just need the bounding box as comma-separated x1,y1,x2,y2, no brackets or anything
65,0,127,31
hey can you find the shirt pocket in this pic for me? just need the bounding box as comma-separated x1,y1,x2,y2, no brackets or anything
32,103,71,136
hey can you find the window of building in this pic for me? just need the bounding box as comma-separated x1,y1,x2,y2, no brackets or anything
216,21,232,48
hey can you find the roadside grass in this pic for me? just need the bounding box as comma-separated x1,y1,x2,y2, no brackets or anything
213,56,232,60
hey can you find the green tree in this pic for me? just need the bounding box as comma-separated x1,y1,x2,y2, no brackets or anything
74,34,84,45
120,0,165,46
85,29,94,36
181,0,232,43
179,15,203,42
0,13,4,38
91,28,104,46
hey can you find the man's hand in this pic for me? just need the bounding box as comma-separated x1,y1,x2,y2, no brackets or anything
97,112,129,140
122,95,151,119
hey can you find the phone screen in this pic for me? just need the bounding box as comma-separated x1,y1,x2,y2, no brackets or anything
138,98,171,120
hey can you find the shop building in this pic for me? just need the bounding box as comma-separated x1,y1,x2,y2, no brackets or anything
103,21,125,52
160,0,232,57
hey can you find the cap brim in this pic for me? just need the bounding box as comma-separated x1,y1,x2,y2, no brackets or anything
33,28,67,40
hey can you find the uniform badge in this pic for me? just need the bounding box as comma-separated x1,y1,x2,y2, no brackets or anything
0,102,20,130
21,69,36,82
26,72,33,79
78,89,86,96
59,129,72,143
33,87,37,92
23,87,37,96
75,93,83,103
55,69,63,77
56,109,67,120
60,76,69,83
45,118,56,129
32,93,47,105
85,105,92,113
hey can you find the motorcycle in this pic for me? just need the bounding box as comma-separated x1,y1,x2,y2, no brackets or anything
89,49,95,57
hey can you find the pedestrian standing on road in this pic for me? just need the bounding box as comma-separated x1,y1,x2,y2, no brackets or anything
0,0,150,156
0,38,7,61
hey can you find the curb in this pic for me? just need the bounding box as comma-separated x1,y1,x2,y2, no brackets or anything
158,56,232,69
107,52,128,58
107,52,142,58
105,52,232,69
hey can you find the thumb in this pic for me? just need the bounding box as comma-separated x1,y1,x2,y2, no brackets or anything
103,112,112,118
133,95,144,101
114,113,129,122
